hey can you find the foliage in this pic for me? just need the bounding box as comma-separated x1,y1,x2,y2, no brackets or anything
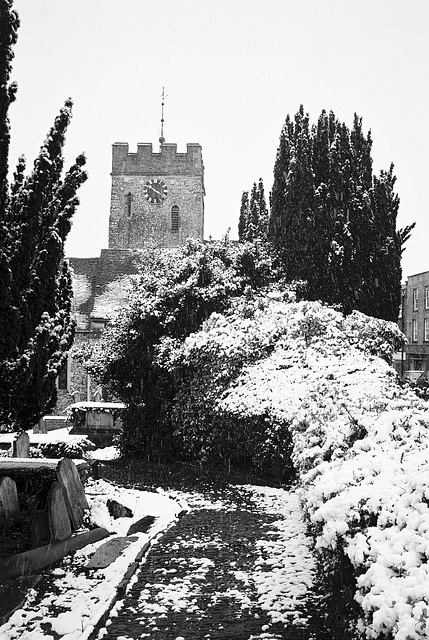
35,437,96,459
269,105,414,322
77,238,284,459
194,296,429,638
160,294,404,479
0,0,87,430
238,178,269,242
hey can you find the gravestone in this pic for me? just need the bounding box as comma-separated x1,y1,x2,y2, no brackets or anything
47,481,72,541
12,432,30,458
0,476,20,526
56,458,89,529
72,391,81,402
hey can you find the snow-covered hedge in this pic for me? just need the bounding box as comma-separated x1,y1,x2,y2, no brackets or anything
168,295,429,639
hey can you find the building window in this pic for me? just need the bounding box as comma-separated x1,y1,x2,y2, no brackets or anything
425,286,429,310
126,192,133,217
413,288,419,311
171,205,179,233
412,319,418,342
425,318,429,342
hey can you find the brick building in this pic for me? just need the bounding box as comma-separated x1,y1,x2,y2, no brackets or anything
56,140,205,410
397,270,429,376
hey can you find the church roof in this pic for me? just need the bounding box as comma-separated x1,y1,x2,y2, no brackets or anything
69,249,141,330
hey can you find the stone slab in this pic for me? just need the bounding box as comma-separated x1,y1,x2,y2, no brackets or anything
86,535,138,569
56,458,89,529
12,432,30,458
126,515,156,535
48,481,72,541
0,476,20,525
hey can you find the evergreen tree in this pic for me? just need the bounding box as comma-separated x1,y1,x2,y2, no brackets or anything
269,106,315,285
238,190,249,241
238,178,269,242
269,105,413,321
0,0,87,429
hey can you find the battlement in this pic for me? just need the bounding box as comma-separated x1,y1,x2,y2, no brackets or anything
111,142,204,176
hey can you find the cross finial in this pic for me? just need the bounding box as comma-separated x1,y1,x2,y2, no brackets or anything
159,87,165,146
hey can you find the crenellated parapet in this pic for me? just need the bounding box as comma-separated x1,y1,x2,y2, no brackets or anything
111,142,204,178
108,139,205,251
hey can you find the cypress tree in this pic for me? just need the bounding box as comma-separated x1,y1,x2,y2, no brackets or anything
0,0,87,429
239,178,269,242
269,106,412,321
238,190,249,242
269,106,315,285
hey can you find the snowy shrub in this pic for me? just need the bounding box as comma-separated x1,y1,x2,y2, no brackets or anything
78,238,287,459
164,293,297,477
37,437,95,459
197,295,429,639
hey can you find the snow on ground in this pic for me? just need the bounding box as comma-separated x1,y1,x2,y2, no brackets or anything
101,483,317,640
1,467,319,640
3,300,429,638
0,470,183,640
246,486,316,628
0,426,84,447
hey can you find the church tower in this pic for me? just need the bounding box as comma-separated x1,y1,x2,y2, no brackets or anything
108,141,205,250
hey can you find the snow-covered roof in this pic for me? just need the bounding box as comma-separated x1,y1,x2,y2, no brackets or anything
68,402,126,410
69,249,142,330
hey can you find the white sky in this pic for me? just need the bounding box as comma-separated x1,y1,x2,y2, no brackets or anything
7,0,429,279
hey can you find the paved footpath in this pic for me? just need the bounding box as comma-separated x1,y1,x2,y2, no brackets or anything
101,484,332,640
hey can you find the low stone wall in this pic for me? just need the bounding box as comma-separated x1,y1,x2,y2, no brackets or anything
35,416,70,434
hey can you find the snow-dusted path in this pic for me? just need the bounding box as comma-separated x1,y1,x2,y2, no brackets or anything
101,485,329,640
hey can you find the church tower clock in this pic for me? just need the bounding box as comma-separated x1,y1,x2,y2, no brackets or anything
108,138,205,250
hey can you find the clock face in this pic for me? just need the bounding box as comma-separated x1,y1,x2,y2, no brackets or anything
143,178,168,204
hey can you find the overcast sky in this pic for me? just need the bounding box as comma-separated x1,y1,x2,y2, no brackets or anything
8,0,429,278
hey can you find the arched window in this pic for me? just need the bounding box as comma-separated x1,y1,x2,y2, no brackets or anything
171,205,179,233
126,192,132,217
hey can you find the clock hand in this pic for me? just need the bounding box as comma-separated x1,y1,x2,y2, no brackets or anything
151,187,164,197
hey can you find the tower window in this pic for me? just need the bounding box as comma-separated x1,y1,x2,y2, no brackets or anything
171,205,179,233
126,192,133,217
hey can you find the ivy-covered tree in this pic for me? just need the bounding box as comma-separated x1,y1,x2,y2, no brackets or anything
238,178,269,242
269,105,414,321
78,238,283,458
0,0,87,430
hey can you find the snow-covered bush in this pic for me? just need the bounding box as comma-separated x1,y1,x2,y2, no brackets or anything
186,295,429,639
36,436,95,459
77,238,286,459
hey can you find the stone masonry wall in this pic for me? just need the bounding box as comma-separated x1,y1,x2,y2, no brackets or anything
108,142,205,250
109,174,204,250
